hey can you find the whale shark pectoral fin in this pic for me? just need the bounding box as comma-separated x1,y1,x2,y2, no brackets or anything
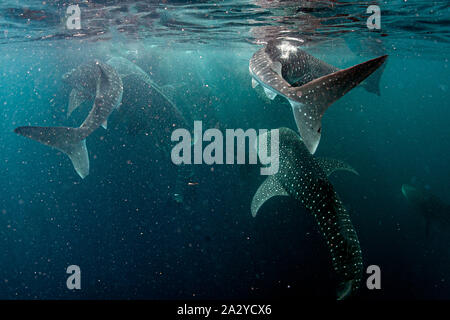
101,119,108,130
289,100,321,154
316,157,359,177
251,78,259,88
263,87,277,100
68,89,87,118
251,175,288,217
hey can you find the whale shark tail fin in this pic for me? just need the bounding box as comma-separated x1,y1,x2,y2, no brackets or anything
289,55,388,154
14,126,89,179
361,58,387,96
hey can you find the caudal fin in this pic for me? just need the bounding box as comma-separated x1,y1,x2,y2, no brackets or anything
361,59,387,96
14,126,89,178
289,55,388,154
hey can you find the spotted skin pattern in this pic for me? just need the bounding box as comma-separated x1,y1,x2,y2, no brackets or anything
254,127,363,299
249,39,387,154
14,60,123,178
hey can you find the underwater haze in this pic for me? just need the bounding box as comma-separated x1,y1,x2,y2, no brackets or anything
0,0,449,300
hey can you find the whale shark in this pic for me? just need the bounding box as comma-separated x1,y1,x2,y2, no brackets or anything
14,60,123,178
249,39,388,154
402,184,450,237
64,56,176,120
63,61,101,120
106,57,195,203
252,127,362,299
105,57,189,138
60,56,194,200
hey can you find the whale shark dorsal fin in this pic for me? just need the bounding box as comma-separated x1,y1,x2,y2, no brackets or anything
263,87,277,100
316,157,359,177
272,61,282,76
251,175,288,217
251,78,259,88
106,57,134,79
67,89,87,118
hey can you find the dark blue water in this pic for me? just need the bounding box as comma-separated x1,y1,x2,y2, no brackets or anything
0,0,449,299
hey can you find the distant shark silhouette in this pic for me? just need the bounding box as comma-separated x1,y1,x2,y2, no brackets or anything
104,57,189,142
14,60,123,178
62,56,185,138
60,56,194,200
249,38,387,154
402,184,450,237
252,127,362,300
106,57,194,203
63,61,100,120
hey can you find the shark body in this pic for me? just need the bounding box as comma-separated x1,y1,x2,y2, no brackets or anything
63,60,102,119
252,127,362,299
58,56,193,199
106,57,194,203
105,56,189,143
402,184,450,235
249,39,387,154
14,60,123,178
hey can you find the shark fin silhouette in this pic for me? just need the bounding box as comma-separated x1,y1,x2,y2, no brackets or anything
14,126,89,178
316,157,359,177
263,87,277,100
68,89,88,118
65,139,89,179
15,59,122,179
337,279,355,301
251,175,289,218
361,60,387,96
